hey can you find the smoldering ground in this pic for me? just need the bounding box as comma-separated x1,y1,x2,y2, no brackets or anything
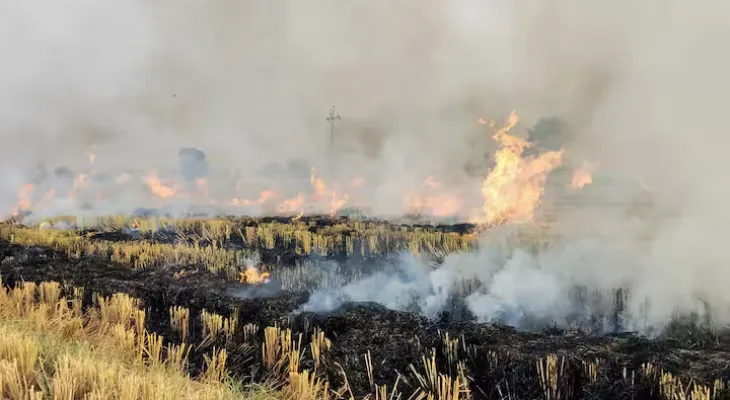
297,222,723,336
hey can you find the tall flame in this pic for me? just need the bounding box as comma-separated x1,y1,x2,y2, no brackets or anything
479,111,563,226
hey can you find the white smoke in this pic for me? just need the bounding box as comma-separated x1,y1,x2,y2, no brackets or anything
299,223,723,334
0,0,645,218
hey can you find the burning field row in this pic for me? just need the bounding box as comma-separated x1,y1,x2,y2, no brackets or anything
0,111,714,399
8,0,730,396
4,112,616,226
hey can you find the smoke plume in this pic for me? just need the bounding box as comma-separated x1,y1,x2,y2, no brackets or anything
0,0,638,210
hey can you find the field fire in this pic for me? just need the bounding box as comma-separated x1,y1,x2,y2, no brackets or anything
2,1,730,399
0,111,727,400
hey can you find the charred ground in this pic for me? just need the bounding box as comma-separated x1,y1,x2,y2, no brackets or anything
1,217,729,399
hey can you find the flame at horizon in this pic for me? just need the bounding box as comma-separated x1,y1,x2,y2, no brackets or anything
404,176,464,217
145,171,178,199
5,111,575,223
477,111,564,226
310,167,349,216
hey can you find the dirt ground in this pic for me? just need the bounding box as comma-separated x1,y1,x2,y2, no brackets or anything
2,229,730,399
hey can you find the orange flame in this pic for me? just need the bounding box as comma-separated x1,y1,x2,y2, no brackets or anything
145,171,178,198
426,194,462,217
310,168,325,197
256,189,277,204
571,161,600,189
478,111,563,226
310,168,349,216
405,195,463,217
239,267,271,284
69,174,89,198
404,176,463,217
276,194,305,214
6,125,569,222
10,183,56,217
12,183,35,216
233,189,278,206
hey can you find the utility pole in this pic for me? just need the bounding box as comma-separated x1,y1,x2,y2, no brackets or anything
326,106,341,148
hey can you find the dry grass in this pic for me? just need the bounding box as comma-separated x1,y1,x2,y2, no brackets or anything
408,351,470,400
0,224,251,277
0,217,477,294
0,278,337,400
0,281,260,399
201,309,238,345
170,305,191,343
639,362,724,400
7,215,474,260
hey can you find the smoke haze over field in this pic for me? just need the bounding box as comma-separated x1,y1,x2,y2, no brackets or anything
0,0,645,177
4,0,730,331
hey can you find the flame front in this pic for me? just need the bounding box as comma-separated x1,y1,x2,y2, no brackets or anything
5,113,571,223
239,267,271,284
479,111,563,226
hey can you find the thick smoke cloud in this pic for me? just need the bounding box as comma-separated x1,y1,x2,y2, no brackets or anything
3,0,730,332
0,0,634,209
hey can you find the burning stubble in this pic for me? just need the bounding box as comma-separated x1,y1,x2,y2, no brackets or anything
3,0,730,335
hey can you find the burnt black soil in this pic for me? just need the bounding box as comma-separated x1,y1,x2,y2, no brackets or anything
2,238,730,399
